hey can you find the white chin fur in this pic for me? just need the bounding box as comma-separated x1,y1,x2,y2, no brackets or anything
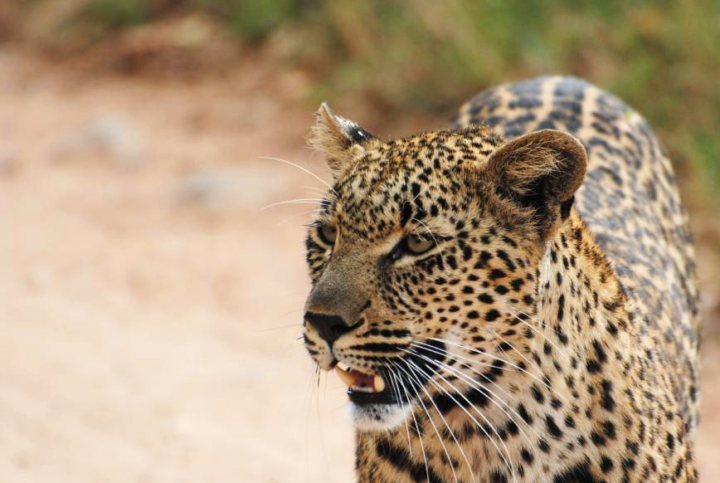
350,402,412,430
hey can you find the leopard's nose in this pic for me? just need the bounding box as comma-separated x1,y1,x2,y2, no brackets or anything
305,311,361,346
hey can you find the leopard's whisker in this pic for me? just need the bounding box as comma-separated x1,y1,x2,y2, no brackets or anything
410,186,426,204
391,361,461,483
412,339,524,406
302,184,332,196
272,207,324,227
259,198,327,211
404,346,534,462
394,360,478,482
413,340,570,411
258,155,335,193
418,336,568,403
397,357,515,480
393,365,431,482
504,305,575,363
407,346,542,450
385,369,415,461
411,216,442,250
492,330,541,376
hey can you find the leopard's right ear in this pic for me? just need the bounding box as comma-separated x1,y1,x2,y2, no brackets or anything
308,103,378,178
482,129,587,240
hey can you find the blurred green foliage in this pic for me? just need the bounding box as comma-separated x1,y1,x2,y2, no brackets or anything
18,0,720,190
86,0,150,27
266,0,719,192
190,0,299,39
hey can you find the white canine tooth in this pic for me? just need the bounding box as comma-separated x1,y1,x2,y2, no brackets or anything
335,366,354,387
373,374,385,392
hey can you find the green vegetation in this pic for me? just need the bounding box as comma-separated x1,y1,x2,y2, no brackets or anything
195,0,299,39
86,0,150,27
265,0,720,191
14,0,720,190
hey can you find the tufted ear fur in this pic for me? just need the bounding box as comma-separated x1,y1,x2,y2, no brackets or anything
483,129,588,240
308,103,378,178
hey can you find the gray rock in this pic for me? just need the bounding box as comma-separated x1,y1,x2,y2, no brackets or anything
52,115,146,167
176,166,292,212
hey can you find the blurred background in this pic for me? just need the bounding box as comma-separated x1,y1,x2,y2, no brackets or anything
0,1,718,481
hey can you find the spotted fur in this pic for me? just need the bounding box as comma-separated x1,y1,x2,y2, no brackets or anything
302,76,699,482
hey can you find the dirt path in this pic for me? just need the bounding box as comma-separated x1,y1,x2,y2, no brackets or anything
0,49,718,482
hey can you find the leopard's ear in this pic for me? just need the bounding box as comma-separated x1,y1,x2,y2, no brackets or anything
308,103,378,178
483,129,587,239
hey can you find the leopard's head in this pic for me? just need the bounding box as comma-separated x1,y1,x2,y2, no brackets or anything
302,104,587,430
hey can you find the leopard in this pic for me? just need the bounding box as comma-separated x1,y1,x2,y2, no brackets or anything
301,76,700,482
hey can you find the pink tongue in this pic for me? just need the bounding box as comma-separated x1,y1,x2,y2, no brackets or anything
349,369,374,389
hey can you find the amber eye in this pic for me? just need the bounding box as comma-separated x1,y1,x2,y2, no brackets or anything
318,224,337,245
404,233,434,255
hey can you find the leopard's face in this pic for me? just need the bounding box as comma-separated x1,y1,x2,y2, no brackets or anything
304,134,535,429
302,105,585,430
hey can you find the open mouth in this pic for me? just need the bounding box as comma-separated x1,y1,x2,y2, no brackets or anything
334,363,399,405
332,339,447,407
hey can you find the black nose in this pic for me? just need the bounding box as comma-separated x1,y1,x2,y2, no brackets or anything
305,311,359,346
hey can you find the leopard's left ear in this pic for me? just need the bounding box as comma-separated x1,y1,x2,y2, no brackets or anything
308,103,378,178
483,129,587,239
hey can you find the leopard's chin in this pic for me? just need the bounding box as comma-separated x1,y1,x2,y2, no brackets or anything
350,401,413,430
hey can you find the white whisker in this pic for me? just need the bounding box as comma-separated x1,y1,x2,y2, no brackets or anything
260,198,327,211
390,361,460,483
258,155,335,193
504,304,574,363
394,366,431,482
407,344,541,449
418,336,568,403
395,358,515,480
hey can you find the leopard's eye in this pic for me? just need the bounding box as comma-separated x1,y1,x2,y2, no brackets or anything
318,224,337,246
388,233,437,262
405,234,434,255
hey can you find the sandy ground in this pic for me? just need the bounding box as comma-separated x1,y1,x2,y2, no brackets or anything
0,49,718,482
